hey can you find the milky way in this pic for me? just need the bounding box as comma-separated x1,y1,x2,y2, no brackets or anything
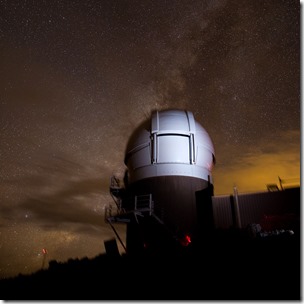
0,0,300,278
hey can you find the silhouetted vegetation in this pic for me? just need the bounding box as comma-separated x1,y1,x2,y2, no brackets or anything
0,229,300,300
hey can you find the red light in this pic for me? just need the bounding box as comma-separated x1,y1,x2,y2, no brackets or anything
179,234,191,246
185,235,191,244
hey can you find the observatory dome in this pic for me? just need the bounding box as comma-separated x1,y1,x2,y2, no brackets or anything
124,109,215,184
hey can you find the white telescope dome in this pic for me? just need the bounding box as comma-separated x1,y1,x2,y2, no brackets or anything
124,109,215,184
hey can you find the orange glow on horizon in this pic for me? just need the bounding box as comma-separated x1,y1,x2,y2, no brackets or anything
212,142,300,195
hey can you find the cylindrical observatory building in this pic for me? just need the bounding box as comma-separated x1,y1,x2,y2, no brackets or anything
110,109,216,254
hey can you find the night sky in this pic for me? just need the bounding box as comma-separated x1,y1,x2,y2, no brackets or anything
0,0,300,279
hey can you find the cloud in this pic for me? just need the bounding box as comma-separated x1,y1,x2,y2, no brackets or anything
1,176,110,225
213,130,300,195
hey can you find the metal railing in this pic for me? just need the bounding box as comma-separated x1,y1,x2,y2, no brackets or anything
278,176,300,190
105,193,154,223
134,194,153,215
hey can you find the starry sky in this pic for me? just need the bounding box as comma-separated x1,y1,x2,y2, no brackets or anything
0,0,300,279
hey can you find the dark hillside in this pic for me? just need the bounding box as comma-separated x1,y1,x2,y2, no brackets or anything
0,230,300,301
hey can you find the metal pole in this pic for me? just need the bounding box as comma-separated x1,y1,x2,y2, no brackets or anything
107,219,127,253
41,248,47,269
233,185,242,229
278,176,283,190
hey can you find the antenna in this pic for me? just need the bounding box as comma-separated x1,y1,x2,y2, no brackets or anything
41,248,48,270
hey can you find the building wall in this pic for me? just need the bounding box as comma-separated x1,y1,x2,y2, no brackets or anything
212,187,300,230
124,175,210,239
